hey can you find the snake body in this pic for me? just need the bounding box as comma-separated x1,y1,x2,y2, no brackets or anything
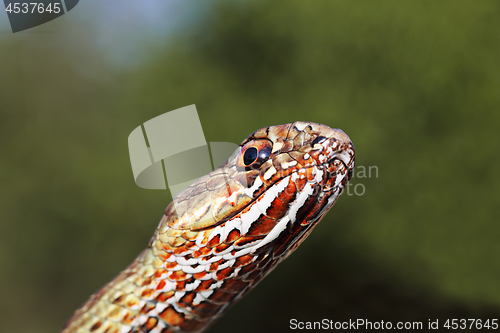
61,122,355,333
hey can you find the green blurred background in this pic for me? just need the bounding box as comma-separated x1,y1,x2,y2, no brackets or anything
1,1,499,332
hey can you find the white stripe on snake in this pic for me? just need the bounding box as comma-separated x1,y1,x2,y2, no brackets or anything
61,121,355,333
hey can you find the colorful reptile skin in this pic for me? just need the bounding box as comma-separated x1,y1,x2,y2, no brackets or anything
61,122,355,333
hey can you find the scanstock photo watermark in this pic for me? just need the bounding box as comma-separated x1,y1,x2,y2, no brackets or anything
290,318,499,330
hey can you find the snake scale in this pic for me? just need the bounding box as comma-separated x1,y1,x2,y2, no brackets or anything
61,121,355,333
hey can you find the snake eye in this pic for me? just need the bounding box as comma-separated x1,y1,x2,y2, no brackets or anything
312,136,327,146
238,139,273,170
243,147,258,166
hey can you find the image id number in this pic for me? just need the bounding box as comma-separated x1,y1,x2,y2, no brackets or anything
5,3,61,14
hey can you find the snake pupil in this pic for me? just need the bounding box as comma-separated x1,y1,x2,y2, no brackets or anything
312,136,327,146
243,147,258,166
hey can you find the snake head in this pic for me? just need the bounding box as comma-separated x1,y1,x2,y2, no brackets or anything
163,122,354,254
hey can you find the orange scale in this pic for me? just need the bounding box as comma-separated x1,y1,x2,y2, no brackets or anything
165,262,178,270
141,277,153,286
155,290,174,302
156,280,166,290
193,271,207,280
178,291,195,308
208,261,220,272
200,246,213,256
225,229,241,243
214,243,231,253
145,317,158,330
159,307,185,327
199,254,215,263
246,216,278,237
212,180,250,222
265,196,289,220
140,302,156,315
122,311,135,325
169,270,187,281
140,288,154,298
157,251,172,261
194,279,216,292
233,255,253,268
206,234,221,248
173,245,190,255
154,268,167,278
184,241,198,250
162,243,174,252
216,267,234,280
176,280,186,290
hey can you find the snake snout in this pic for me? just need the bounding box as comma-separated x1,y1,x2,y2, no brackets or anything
328,128,352,144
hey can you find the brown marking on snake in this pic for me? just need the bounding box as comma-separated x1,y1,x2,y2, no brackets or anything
156,290,174,302
265,196,289,220
195,279,215,292
214,242,231,253
208,261,220,272
246,215,278,237
225,229,241,243
206,234,220,248
179,292,195,307
159,307,184,327
169,270,187,280
233,254,253,267
166,262,178,269
145,317,158,330
215,267,234,280
156,280,166,290
192,271,206,280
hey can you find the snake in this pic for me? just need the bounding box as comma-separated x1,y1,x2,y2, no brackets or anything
61,121,355,333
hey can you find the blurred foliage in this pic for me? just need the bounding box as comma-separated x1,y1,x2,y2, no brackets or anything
0,1,499,332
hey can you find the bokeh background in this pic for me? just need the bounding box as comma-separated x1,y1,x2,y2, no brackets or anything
1,1,499,332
